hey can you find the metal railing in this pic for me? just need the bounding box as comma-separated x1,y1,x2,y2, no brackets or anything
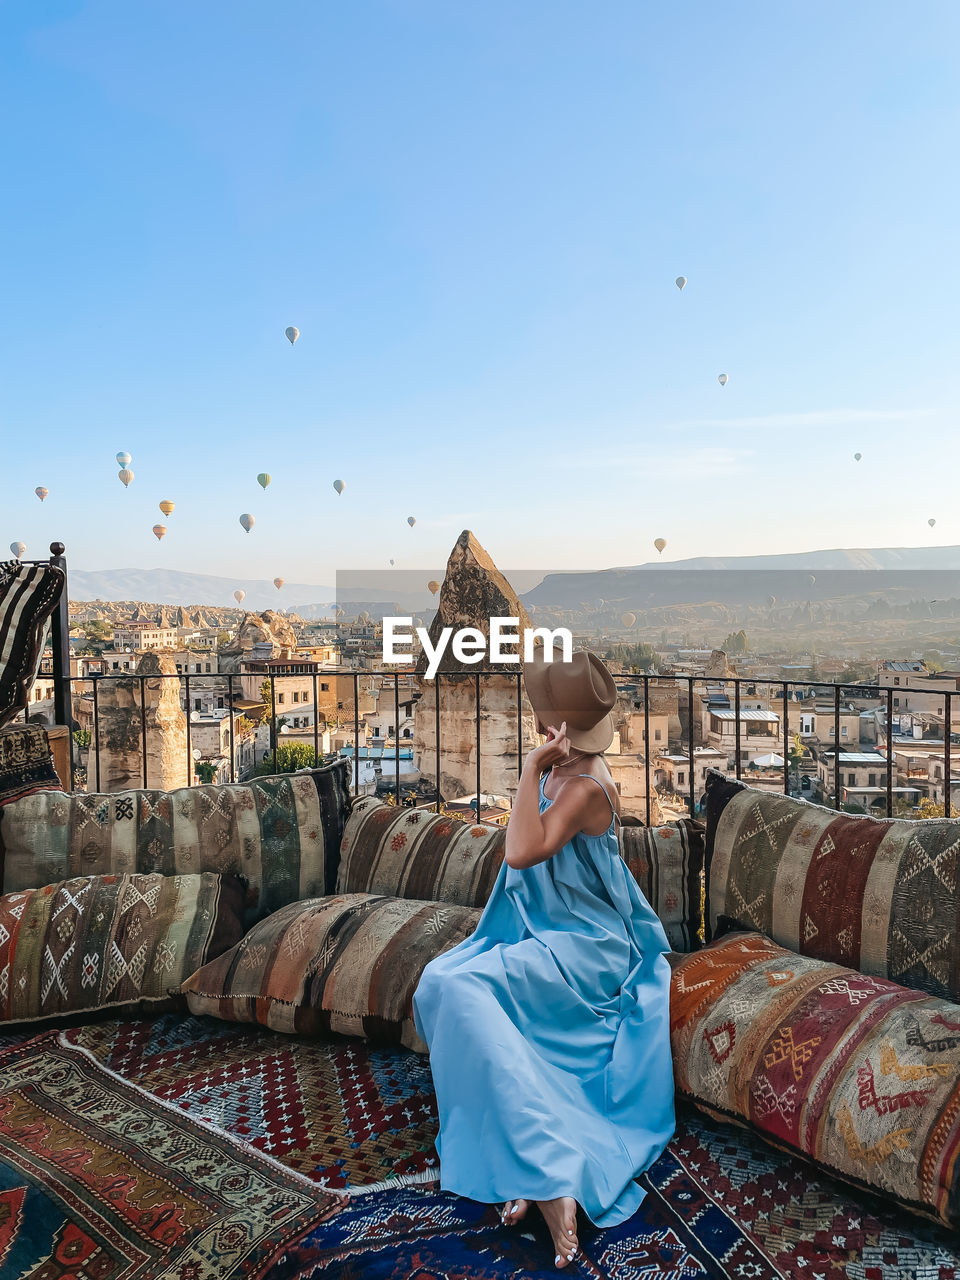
39,666,955,820
16,544,956,820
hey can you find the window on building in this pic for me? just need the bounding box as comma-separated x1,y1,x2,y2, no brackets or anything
677,771,685,785
894,697,900,708
217,697,224,709
292,692,299,704
277,693,284,704
841,726,848,738
205,663,211,673
654,728,662,741
321,682,329,691
176,663,183,673
194,698,201,711
868,773,877,787
373,727,380,737
848,772,856,785
894,677,900,686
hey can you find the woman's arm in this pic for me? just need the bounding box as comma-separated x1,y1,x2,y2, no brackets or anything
504,723,611,870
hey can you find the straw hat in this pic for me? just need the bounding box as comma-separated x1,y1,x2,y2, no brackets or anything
523,650,617,754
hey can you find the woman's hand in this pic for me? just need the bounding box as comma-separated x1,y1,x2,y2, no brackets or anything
524,722,570,775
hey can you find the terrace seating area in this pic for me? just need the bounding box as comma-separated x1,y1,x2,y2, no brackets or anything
0,553,958,1277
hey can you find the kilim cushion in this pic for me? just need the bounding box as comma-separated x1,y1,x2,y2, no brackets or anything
0,559,65,730
0,871,245,1024
620,819,705,951
669,925,960,1231
181,892,481,1053
0,759,352,919
703,770,960,1000
0,723,62,808
337,796,505,906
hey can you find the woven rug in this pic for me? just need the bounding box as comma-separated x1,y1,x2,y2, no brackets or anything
66,1014,439,1191
0,1030,341,1279
259,1104,960,1280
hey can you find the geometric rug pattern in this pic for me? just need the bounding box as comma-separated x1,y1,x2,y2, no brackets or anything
0,1030,342,1280
67,1014,439,1191
3,1016,957,1277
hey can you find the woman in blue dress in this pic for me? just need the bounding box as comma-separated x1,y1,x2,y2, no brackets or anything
413,651,676,1270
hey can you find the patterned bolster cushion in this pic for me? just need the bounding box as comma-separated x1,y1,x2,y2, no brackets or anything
339,798,706,949
0,872,245,1025
0,724,62,807
337,797,505,907
0,760,352,922
0,560,65,730
182,892,481,1053
703,770,960,1002
669,926,960,1232
619,819,705,952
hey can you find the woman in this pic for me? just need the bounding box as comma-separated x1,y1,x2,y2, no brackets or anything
412,650,676,1269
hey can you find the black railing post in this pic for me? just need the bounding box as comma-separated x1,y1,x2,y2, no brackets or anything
270,673,278,763
92,676,101,791
833,684,841,809
48,543,72,731
475,671,482,816
226,675,236,782
435,673,442,812
184,674,192,784
945,691,952,818
782,681,790,796
312,672,320,765
353,673,360,796
734,679,742,780
643,674,651,826
394,671,401,804
139,674,148,788
686,676,695,818
886,687,894,817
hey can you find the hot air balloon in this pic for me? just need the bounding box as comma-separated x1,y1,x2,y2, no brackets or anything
654,537,667,555
234,590,246,605
854,452,862,462
152,524,166,541
427,580,440,596
333,479,345,495
284,326,299,346
389,558,395,566
116,452,131,467
273,578,284,590
407,516,416,527
621,612,636,627
929,518,937,528
118,468,134,488
239,513,255,533
675,276,687,291
767,595,777,607
718,373,729,387
808,574,817,586
597,598,605,610
9,542,25,560
257,473,271,490
158,500,175,517
34,487,48,502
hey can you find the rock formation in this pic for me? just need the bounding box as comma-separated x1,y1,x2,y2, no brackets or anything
706,649,734,679
218,610,297,674
93,651,188,792
414,531,539,801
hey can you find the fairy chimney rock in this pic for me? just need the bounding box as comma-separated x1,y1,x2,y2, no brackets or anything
706,649,734,679
415,530,533,676
219,610,297,674
414,530,537,801
93,651,188,792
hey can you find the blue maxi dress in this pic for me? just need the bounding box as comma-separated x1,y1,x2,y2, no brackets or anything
412,772,676,1227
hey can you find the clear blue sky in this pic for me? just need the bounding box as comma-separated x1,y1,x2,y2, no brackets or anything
2,1,959,587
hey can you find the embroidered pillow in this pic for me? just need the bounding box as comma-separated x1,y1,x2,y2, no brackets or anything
0,872,245,1024
669,927,960,1232
0,760,352,920
703,771,960,1001
181,892,480,1053
619,819,705,951
0,560,65,729
0,724,62,808
337,797,505,907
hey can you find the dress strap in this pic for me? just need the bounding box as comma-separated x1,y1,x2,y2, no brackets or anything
575,774,620,828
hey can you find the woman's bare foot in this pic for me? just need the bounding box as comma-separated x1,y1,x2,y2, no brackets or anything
499,1198,529,1225
537,1196,579,1269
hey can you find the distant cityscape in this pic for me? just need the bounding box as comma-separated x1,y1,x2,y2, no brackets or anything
30,535,960,824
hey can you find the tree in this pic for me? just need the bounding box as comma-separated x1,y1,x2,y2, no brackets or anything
254,742,322,776
83,620,113,651
216,630,231,649
195,761,218,784
608,642,657,673
916,797,946,820
721,630,748,655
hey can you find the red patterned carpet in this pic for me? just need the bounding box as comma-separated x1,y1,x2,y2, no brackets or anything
60,1014,960,1278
